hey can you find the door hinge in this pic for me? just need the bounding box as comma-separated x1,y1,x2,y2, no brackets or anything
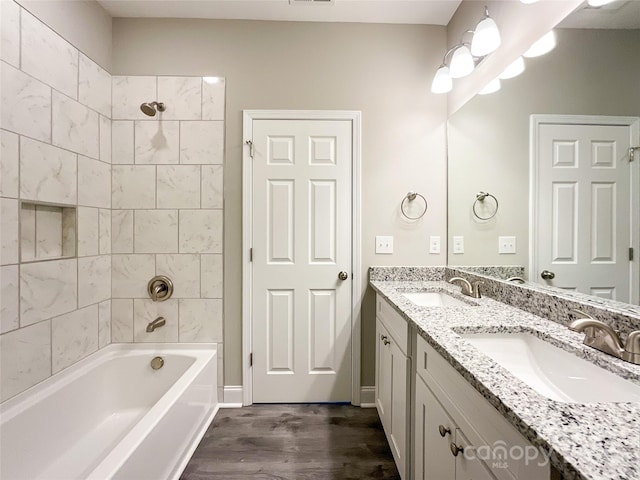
245,140,254,159
629,146,640,162
630,247,634,261
249,248,253,262
249,353,253,367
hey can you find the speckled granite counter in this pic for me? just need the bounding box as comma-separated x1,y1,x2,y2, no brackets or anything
370,278,640,480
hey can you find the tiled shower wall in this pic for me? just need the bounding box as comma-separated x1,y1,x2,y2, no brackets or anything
1,1,112,401
109,75,225,395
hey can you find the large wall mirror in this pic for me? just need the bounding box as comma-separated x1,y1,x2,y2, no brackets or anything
447,1,640,303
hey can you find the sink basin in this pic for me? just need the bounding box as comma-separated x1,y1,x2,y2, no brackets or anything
402,291,471,307
460,333,640,403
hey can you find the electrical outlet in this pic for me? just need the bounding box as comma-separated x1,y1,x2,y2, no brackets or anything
452,236,464,254
429,236,441,254
375,236,394,254
498,236,516,254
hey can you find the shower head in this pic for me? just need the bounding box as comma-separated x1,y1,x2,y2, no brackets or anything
140,101,166,117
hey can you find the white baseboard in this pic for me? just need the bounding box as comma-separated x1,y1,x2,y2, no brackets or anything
220,385,243,407
360,386,376,408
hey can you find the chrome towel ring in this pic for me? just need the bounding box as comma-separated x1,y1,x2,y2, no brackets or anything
401,191,428,220
473,192,498,220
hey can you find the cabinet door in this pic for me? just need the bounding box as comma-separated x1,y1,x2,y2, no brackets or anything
415,378,455,480
389,339,407,479
376,319,392,429
454,429,499,480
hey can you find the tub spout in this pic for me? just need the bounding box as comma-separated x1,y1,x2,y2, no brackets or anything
146,316,166,333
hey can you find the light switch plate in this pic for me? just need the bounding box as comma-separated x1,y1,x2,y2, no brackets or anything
429,236,441,254
498,236,516,254
452,236,464,254
375,236,394,254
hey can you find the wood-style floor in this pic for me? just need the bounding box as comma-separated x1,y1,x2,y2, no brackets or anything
181,404,401,480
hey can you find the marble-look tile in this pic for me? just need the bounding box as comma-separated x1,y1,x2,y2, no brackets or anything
99,300,111,348
0,0,20,68
1,264,19,333
77,207,99,257
112,76,157,120
111,209,134,253
180,121,224,164
61,208,76,258
35,205,62,258
111,121,134,164
0,321,51,402
134,121,179,164
201,165,223,208
99,209,111,255
78,255,111,307
156,254,200,298
20,258,77,326
99,115,111,163
201,254,223,299
202,77,225,121
112,254,155,298
112,165,156,209
133,298,179,342
20,202,36,262
1,198,19,265
21,10,78,99
134,210,178,253
157,76,201,120
1,129,19,197
78,155,110,208
157,165,200,208
1,62,51,142
179,299,223,342
79,53,111,117
51,305,99,373
179,210,223,253
52,91,100,159
20,137,77,204
111,298,133,342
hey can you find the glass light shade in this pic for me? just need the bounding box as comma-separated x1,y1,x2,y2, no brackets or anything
431,65,452,94
588,0,616,6
520,0,539,4
523,31,556,58
471,16,501,57
498,57,525,79
478,78,501,95
203,76,223,85
450,45,475,79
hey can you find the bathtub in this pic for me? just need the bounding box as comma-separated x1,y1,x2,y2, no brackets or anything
0,343,218,480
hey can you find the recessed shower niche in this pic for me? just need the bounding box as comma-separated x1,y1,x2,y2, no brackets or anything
20,202,77,262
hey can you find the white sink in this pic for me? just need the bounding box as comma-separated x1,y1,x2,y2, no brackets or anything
402,291,471,307
460,333,640,403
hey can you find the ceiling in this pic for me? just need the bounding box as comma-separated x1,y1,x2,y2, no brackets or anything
97,0,462,25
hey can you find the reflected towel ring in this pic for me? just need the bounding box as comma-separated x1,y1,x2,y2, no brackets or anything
401,191,428,220
473,192,499,220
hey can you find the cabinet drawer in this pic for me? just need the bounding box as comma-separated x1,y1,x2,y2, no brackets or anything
377,295,408,355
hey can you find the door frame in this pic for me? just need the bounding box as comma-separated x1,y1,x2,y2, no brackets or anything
242,110,362,406
529,114,640,302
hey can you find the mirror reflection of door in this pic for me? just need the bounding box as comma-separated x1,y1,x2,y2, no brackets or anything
531,115,640,304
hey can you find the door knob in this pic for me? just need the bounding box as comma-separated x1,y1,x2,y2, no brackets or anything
540,270,555,280
338,271,349,281
450,442,464,457
438,425,451,437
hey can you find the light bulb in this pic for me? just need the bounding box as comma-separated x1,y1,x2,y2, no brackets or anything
471,14,501,56
587,0,616,6
523,31,556,58
498,57,525,80
478,78,501,95
450,45,475,79
431,65,452,94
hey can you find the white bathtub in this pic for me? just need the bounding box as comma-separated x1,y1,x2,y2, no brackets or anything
0,343,218,480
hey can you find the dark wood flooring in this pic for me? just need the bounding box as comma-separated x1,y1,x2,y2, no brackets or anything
181,404,401,480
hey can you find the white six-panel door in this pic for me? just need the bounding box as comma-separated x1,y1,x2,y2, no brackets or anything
533,117,639,302
251,119,353,403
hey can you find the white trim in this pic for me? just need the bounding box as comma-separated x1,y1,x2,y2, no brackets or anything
221,385,244,407
359,386,376,408
242,110,362,406
530,114,640,302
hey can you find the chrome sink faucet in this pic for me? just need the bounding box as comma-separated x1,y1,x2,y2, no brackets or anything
569,310,640,365
146,316,166,333
448,277,483,299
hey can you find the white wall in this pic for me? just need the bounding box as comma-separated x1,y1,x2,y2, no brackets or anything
111,18,449,386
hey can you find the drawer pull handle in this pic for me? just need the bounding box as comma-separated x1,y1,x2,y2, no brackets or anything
450,442,464,457
438,425,451,437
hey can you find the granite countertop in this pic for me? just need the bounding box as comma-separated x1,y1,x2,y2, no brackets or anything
370,279,640,480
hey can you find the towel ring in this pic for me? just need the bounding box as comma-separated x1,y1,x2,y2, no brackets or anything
473,192,498,220
401,191,428,220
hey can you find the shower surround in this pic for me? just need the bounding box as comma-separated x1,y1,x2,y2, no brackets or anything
0,0,225,401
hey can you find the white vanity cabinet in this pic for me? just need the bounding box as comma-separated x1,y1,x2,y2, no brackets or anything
375,297,409,479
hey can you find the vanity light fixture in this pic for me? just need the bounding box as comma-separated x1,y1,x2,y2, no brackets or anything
431,64,453,94
449,44,475,78
520,0,539,4
499,56,525,80
523,31,556,58
587,0,617,6
478,78,501,95
471,6,501,57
